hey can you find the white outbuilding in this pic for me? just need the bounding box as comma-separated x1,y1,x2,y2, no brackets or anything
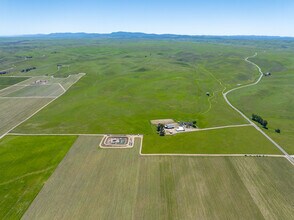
176,126,185,132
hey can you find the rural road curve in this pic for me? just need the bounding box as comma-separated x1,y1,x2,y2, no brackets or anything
223,53,294,165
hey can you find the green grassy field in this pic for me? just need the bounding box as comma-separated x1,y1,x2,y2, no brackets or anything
10,41,254,135
0,37,294,219
0,98,52,136
229,49,294,154
0,77,28,90
0,74,84,137
23,136,294,220
6,84,64,97
0,135,77,219
0,39,291,156
5,39,292,156
0,74,84,98
1,39,293,155
142,126,281,154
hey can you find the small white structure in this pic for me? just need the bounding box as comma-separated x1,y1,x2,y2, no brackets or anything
111,138,118,144
176,126,185,132
164,124,175,129
264,72,271,76
34,80,48,85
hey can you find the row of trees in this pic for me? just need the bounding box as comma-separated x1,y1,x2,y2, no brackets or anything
252,114,268,128
252,114,282,133
21,67,36,73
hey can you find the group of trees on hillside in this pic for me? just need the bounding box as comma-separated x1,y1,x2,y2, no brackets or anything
252,114,268,128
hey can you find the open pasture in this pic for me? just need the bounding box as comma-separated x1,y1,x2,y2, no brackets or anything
23,136,294,220
0,74,84,98
12,41,255,136
0,135,77,219
6,84,64,98
0,77,28,90
142,126,281,155
0,37,294,219
0,77,36,96
0,98,52,137
6,40,293,156
228,49,294,154
0,73,84,138
51,73,85,90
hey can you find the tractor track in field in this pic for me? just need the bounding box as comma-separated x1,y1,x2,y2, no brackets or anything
0,166,55,186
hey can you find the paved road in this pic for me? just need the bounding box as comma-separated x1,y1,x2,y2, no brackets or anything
223,53,294,165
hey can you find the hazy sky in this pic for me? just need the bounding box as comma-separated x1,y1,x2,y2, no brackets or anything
1,0,293,36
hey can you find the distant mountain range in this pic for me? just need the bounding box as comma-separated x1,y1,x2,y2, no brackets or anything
5,32,294,40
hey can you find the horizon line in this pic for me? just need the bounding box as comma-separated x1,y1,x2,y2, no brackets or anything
0,31,294,38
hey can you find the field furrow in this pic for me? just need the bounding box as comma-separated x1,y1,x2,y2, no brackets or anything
23,136,294,220
6,84,64,97
0,98,52,136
